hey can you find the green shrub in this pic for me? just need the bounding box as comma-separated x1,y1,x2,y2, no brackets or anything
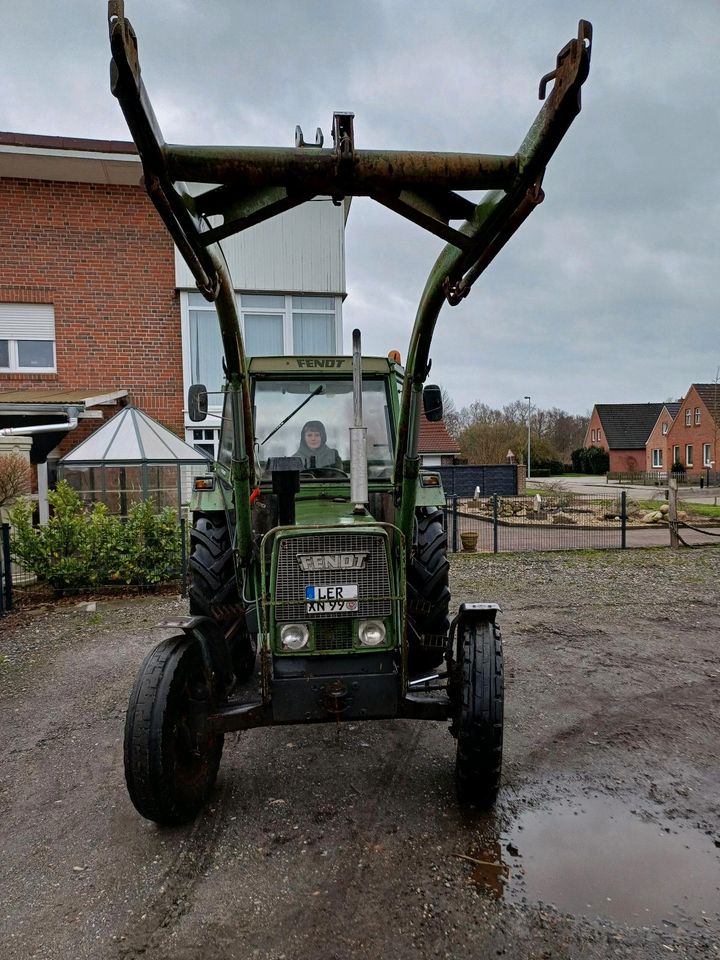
570,446,609,475
9,480,181,591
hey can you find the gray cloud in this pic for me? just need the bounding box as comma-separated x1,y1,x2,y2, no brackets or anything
1,0,719,414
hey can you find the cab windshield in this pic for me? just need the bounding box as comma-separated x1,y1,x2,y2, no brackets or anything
253,377,394,480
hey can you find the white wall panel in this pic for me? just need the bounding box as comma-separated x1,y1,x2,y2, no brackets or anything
174,198,347,295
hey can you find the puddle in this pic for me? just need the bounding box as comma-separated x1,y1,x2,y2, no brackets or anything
467,794,720,930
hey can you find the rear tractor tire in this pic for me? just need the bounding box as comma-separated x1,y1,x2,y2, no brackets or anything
454,619,504,807
407,507,450,672
124,635,224,825
189,512,256,681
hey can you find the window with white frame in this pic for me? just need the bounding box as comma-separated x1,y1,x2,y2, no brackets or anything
685,409,691,426
190,428,217,460
184,291,341,412
686,444,693,467
597,428,602,442
292,296,337,354
662,421,668,435
591,429,596,442
703,443,712,467
0,303,56,373
695,407,701,425
672,444,680,464
652,448,663,468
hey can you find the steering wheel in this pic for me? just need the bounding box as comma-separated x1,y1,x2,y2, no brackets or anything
300,467,350,479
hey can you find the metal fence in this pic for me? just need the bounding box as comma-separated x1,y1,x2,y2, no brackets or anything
608,470,718,488
0,523,12,616
443,492,627,553
0,519,188,616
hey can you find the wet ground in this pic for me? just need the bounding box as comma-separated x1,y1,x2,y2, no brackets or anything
1,547,719,959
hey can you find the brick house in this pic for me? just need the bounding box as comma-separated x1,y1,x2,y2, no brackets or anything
584,403,665,474
0,131,349,515
644,402,682,473
663,384,719,478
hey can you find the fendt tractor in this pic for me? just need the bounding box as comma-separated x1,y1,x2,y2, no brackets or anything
108,2,592,824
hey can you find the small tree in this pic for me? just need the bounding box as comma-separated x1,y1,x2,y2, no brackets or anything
0,453,32,511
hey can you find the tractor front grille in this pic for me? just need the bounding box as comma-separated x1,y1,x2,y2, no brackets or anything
274,532,393,622
315,620,353,651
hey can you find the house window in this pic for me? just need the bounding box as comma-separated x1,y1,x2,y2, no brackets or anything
184,291,341,412
695,407,701,425
292,296,337,355
672,445,680,464
662,421,668,435
686,444,693,467
0,303,56,373
240,294,285,357
685,409,691,426
597,428,602,442
703,443,713,467
591,429,596,442
652,448,663,468
190,428,218,460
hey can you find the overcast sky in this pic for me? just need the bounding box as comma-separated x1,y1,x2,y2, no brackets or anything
1,1,719,416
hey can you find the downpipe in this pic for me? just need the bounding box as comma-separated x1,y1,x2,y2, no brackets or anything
0,405,79,437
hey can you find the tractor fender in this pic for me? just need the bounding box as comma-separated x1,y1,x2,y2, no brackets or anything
157,616,235,698
456,602,500,625
449,602,501,663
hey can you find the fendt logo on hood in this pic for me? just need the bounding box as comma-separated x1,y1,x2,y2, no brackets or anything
297,552,369,572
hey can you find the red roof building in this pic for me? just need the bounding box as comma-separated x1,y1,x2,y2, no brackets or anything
417,415,460,467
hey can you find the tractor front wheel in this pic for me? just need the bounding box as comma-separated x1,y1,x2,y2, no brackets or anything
454,619,504,807
124,635,224,825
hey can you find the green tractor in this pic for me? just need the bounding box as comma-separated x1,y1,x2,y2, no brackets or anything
109,2,591,824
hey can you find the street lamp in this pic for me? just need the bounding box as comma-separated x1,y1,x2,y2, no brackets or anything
524,395,531,480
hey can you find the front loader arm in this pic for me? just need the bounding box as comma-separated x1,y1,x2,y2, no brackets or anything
396,21,591,544
107,1,591,558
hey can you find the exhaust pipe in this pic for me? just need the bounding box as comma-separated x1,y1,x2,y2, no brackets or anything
350,328,368,513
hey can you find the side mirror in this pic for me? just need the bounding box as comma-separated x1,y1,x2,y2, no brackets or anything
188,384,208,422
422,384,443,422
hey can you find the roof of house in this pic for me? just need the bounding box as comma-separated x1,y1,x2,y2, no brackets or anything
693,384,720,422
595,403,667,449
664,401,682,419
418,416,460,455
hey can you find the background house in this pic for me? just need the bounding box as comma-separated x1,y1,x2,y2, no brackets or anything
0,131,349,515
664,384,719,477
584,403,666,474
417,415,460,467
645,402,682,473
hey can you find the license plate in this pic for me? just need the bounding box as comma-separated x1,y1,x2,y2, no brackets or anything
305,583,358,613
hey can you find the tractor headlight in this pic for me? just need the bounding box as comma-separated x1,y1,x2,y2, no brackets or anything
280,623,309,651
358,620,386,647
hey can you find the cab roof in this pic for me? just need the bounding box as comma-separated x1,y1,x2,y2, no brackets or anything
248,356,398,375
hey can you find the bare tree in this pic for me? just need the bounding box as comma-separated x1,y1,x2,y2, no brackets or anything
0,453,32,510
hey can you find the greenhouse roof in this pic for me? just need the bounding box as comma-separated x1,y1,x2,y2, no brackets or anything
59,404,208,465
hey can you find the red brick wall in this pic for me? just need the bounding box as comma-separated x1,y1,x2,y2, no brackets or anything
0,177,182,444
666,387,718,473
584,408,607,451
608,449,644,473
645,411,672,472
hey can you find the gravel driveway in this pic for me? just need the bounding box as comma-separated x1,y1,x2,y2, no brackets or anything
1,547,719,959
